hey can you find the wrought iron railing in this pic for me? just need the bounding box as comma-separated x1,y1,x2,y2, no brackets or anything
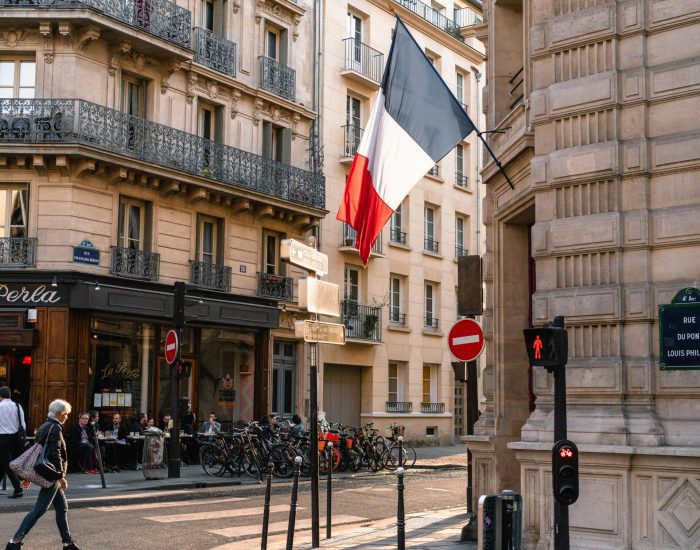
0,0,192,48
389,311,406,325
454,7,483,27
342,124,363,158
190,260,232,292
390,227,407,245
424,316,439,330
342,224,382,254
509,67,524,110
455,171,468,187
386,401,412,413
193,28,236,77
342,300,381,341
0,99,324,209
455,245,469,259
110,246,160,280
420,402,445,413
259,56,296,102
342,38,384,84
257,272,293,301
394,0,462,39
424,236,439,253
428,165,439,177
0,237,36,267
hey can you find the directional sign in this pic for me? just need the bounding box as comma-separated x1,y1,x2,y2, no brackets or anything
448,319,485,362
295,320,346,345
165,329,179,365
299,277,340,317
280,239,328,276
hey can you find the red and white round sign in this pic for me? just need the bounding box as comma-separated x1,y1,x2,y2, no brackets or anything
448,319,485,362
165,329,179,365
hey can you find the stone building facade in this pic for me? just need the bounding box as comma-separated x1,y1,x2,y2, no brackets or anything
0,0,325,431
318,0,485,444
470,0,700,547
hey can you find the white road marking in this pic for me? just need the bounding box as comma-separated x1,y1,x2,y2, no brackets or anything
425,487,454,493
452,335,479,346
208,514,366,539
89,497,245,512
144,504,295,523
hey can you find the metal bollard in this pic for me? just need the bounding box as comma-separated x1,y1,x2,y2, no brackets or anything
286,456,303,550
261,462,274,550
326,441,333,539
397,435,404,468
397,466,406,550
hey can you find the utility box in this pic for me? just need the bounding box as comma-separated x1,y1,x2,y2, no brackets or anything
478,489,522,550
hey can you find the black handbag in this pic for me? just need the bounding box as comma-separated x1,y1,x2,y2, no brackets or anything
34,424,63,482
14,402,26,449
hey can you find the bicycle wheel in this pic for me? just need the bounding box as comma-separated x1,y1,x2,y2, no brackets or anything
383,443,417,470
370,439,388,471
319,447,340,474
347,448,362,472
268,444,295,478
200,445,227,477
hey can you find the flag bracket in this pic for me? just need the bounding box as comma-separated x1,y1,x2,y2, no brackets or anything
477,130,516,191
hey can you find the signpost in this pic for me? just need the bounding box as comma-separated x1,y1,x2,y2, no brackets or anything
659,287,700,370
165,329,179,365
281,239,329,277
295,320,346,345
448,319,485,363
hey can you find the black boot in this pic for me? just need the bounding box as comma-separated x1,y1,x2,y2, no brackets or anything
7,490,23,499
5,541,23,550
63,542,81,550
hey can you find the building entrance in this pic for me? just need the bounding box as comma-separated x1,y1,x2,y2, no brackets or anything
0,348,31,427
323,364,361,426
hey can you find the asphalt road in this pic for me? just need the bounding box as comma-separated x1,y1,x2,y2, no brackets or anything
0,469,466,549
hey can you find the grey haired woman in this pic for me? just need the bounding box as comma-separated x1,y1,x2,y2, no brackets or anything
5,399,80,550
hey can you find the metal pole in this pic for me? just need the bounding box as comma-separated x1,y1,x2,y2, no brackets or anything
396,466,406,550
397,435,404,467
261,462,274,550
94,438,107,489
326,441,333,539
461,360,478,541
310,341,320,548
553,364,569,550
168,334,181,478
286,456,303,550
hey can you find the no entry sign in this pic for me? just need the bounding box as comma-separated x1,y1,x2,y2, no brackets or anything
448,319,485,362
165,329,179,365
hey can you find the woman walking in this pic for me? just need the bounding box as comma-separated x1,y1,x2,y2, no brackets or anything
5,399,80,550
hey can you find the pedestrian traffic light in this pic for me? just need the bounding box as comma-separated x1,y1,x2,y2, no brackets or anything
552,439,579,505
523,327,568,367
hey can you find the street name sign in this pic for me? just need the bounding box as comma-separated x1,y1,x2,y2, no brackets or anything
448,319,485,362
281,239,328,277
165,329,179,365
299,277,340,317
295,320,346,345
659,287,700,370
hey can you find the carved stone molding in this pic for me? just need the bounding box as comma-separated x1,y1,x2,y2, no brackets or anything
76,25,100,51
230,90,242,119
0,29,32,48
232,0,241,14
292,15,300,41
207,79,219,99
161,61,182,94
58,22,72,45
39,22,54,64
108,40,132,76
253,98,264,126
291,113,300,140
186,72,198,104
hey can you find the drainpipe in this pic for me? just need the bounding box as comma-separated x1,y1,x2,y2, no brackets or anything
471,66,482,257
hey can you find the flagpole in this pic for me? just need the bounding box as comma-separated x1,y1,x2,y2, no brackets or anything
477,131,515,190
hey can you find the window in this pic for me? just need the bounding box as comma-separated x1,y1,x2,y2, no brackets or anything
346,95,362,156
455,144,467,186
118,197,146,251
0,59,35,99
422,364,437,403
262,121,291,164
344,266,359,303
456,72,465,105
455,215,467,257
122,74,146,118
389,276,403,323
0,186,29,238
390,203,405,244
266,28,279,61
197,215,221,265
348,12,363,65
272,340,296,417
198,104,216,141
202,0,214,30
424,283,435,327
263,231,282,275
424,205,438,252
388,361,405,402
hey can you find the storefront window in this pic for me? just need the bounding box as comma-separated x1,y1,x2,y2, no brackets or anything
199,328,255,429
158,326,195,420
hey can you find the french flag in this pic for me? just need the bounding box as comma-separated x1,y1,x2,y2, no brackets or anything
337,16,477,265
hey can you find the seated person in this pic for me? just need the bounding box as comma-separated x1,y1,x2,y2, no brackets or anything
104,413,128,470
160,414,172,432
200,412,221,434
88,410,100,439
108,413,127,440
69,412,99,474
258,415,277,443
129,413,147,435
289,414,305,439
145,417,156,430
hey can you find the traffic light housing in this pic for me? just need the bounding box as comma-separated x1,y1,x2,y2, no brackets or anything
552,439,579,505
523,327,568,367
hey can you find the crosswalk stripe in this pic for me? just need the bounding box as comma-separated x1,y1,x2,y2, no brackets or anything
89,497,246,512
144,504,295,523
208,514,367,539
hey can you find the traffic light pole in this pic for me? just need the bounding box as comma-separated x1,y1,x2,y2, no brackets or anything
310,339,320,548
550,363,569,550
168,281,186,479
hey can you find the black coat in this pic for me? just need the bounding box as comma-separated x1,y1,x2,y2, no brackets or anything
35,418,67,478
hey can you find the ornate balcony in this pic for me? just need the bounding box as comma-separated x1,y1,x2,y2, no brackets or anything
424,316,439,330
394,0,462,40
0,0,192,48
424,237,439,253
110,246,160,280
0,99,325,210
342,300,381,342
190,260,232,292
455,171,468,188
455,246,469,259
341,224,382,255
342,38,384,85
0,237,36,267
342,124,363,159
420,402,445,414
257,272,293,301
386,401,412,413
193,28,236,77
259,57,296,102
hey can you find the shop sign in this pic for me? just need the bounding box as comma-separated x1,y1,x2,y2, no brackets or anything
659,287,700,370
73,240,100,265
0,283,65,306
295,320,346,345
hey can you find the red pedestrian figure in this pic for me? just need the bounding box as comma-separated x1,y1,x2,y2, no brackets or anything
533,335,543,359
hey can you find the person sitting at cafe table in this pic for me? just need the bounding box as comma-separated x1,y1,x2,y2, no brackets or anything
87,410,100,439
159,414,172,433
108,413,127,440
145,417,156,429
68,412,99,474
200,412,221,434
129,413,147,435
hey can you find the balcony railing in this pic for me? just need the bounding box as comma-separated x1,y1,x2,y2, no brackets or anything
342,300,381,341
424,316,439,330
455,171,468,187
193,28,236,77
111,246,160,280
190,260,232,292
0,0,192,48
455,245,469,259
0,99,324,210
424,237,439,253
0,237,36,267
394,0,462,39
390,227,407,245
342,124,363,158
386,401,412,413
342,224,382,255
257,272,293,301
389,311,406,326
428,165,439,177
259,56,296,102
342,38,384,84
454,7,483,27
421,402,445,414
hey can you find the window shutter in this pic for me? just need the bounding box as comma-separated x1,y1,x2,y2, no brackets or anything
213,0,224,36
118,199,126,248
144,202,154,252
262,121,272,159
279,29,288,65
281,127,292,165
216,218,225,264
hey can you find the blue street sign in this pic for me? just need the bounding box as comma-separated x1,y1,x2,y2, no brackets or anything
73,245,100,265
